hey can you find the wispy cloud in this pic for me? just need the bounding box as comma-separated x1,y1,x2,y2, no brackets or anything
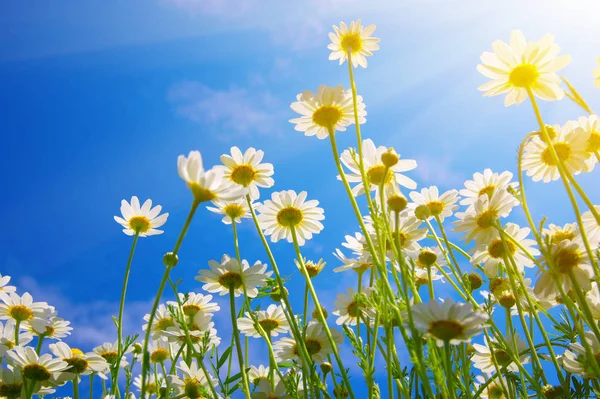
168,81,285,139
160,0,255,18
413,154,465,190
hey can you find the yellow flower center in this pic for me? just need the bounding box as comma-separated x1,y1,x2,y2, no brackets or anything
587,131,600,153
71,348,84,356
65,357,89,374
426,201,445,216
128,216,151,233
150,348,169,363
493,349,512,366
312,106,343,129
258,319,281,333
417,250,438,268
305,338,322,356
218,272,243,290
8,305,33,322
478,185,496,198
230,165,256,187
305,261,323,278
390,231,408,248
184,378,209,399
488,384,506,399
476,209,498,229
429,320,464,342
156,317,175,331
487,239,516,259
182,304,203,318
23,364,52,382
551,230,575,244
146,383,158,395
223,204,246,221
366,164,393,186
346,301,360,318
0,382,23,398
3,340,14,350
354,263,371,274
43,325,56,337
554,247,581,273
541,142,572,166
188,183,217,203
276,207,303,227
340,32,363,53
101,351,119,364
509,64,540,88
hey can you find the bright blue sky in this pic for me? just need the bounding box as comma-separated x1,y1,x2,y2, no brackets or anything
2,0,600,397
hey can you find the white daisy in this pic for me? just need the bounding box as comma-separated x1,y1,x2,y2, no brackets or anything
177,150,246,203
0,292,50,334
522,121,591,182
576,115,600,171
459,169,518,206
163,311,220,350
237,304,290,338
332,286,374,326
472,333,530,374
216,146,274,200
534,239,593,299
408,186,459,222
143,304,176,340
412,298,489,346
332,249,372,274
251,378,291,399
408,247,447,270
477,29,571,106
169,360,216,399
289,85,365,139
256,190,325,246
471,223,540,278
294,257,326,278
413,267,445,288
543,222,579,245
387,213,427,252
49,342,109,378
274,321,343,366
0,320,33,356
0,274,16,294
0,367,24,398
248,365,270,386
6,346,68,383
26,316,72,340
582,206,600,245
93,342,128,368
167,292,220,318
341,232,369,257
454,190,519,246
562,330,600,378
587,283,600,321
473,374,509,399
114,196,168,237
206,197,251,225
133,372,164,397
196,254,271,298
340,139,417,196
328,20,380,68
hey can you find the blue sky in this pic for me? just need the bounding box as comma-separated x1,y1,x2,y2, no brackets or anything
1,0,600,397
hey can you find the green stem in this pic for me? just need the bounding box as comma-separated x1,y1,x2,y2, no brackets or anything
229,288,251,398
89,374,94,399
73,378,79,399
35,335,43,355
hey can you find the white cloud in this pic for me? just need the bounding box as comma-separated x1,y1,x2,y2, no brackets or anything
413,154,465,190
168,81,284,139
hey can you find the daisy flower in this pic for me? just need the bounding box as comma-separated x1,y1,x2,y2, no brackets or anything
114,196,168,237
534,239,593,299
274,321,343,366
471,223,540,278
387,213,427,252
256,190,325,246
49,342,109,378
408,186,459,222
328,20,380,68
164,311,220,350
6,346,68,383
576,115,600,170
206,198,251,225
454,190,519,246
414,267,444,288
332,286,374,326
25,316,72,340
562,330,600,378
170,360,216,399
0,367,24,399
412,298,488,346
594,57,600,88
586,283,600,321
93,342,128,368
216,146,274,200
332,249,372,274
289,85,365,139
341,232,369,257
474,374,509,399
0,320,33,356
237,304,290,338
510,278,557,316
340,139,417,196
133,373,164,397
248,365,270,386
177,150,245,203
147,338,172,364
294,257,326,278
143,304,175,340
0,292,50,334
472,333,530,374
459,169,518,206
582,206,600,245
522,121,591,182
251,378,291,399
408,247,447,270
167,292,220,318
196,254,271,298
543,222,579,245
477,29,571,106
0,274,16,294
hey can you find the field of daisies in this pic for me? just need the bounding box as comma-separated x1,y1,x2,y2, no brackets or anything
2,20,600,399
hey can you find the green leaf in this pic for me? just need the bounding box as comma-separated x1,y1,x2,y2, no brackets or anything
217,346,233,369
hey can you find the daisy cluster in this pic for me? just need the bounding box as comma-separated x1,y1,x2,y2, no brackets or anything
5,20,600,399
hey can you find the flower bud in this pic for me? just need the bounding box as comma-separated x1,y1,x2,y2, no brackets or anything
270,287,288,303
163,252,178,268
414,204,431,220
542,384,565,399
312,305,328,321
467,272,483,291
387,194,408,213
334,386,349,399
498,292,516,309
381,148,399,168
320,362,333,376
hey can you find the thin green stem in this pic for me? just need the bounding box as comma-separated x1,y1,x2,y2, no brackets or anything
229,288,251,398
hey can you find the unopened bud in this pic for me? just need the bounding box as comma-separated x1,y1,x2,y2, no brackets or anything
542,384,565,399
163,252,178,268
387,194,408,213
270,287,288,303
467,272,483,291
320,362,333,376
312,305,328,321
381,148,399,168
414,204,431,220
498,292,516,309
